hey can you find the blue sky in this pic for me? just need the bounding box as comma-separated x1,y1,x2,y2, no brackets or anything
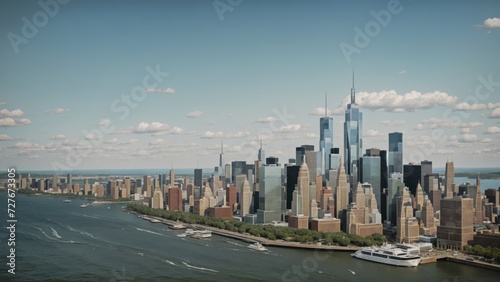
1,0,499,170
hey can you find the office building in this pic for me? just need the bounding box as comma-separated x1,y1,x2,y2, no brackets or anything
285,165,300,209
437,197,474,250
403,163,421,196
388,132,403,175
168,187,182,211
445,161,455,198
257,165,282,223
319,94,334,176
361,149,381,211
344,73,363,188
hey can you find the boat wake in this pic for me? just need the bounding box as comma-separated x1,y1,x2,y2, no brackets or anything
348,269,356,275
66,225,99,240
164,259,177,266
51,227,62,239
182,261,218,273
135,227,168,237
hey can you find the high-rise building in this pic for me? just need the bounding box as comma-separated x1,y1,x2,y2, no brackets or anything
388,132,403,175
420,198,436,236
168,187,182,211
151,185,164,209
360,149,381,211
437,197,474,250
143,176,152,198
258,136,265,162
285,165,300,209
403,163,421,196
298,159,311,218
396,187,419,243
231,161,247,183
344,73,363,188
241,179,252,217
257,165,282,223
295,145,314,166
387,173,404,225
305,150,318,183
320,94,333,176
420,160,432,188
266,156,279,165
52,174,59,190
445,161,455,198
194,169,202,191
219,139,224,176
335,158,349,221
169,169,175,187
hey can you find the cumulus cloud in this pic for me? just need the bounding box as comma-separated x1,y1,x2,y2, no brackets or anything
9,141,44,150
460,128,471,134
306,133,317,138
365,129,384,138
0,134,14,141
0,109,24,117
418,118,483,129
0,117,31,127
98,119,111,127
151,127,184,136
226,131,250,138
46,108,69,114
436,149,454,155
331,90,457,113
201,131,224,139
133,122,169,133
186,111,203,118
448,134,493,144
255,116,278,123
274,124,301,133
454,102,500,111
488,107,500,118
475,17,500,29
50,134,66,140
381,120,405,126
485,126,500,134
146,88,176,94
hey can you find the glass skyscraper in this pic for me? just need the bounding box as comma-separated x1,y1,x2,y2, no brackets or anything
388,132,403,175
257,164,282,223
344,74,363,187
320,113,333,175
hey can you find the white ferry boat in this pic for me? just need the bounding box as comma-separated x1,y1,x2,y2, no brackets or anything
179,229,212,238
351,244,422,267
248,242,267,251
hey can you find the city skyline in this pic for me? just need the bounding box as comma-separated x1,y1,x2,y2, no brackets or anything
1,0,499,170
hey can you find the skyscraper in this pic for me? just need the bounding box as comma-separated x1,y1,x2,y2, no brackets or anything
388,132,403,175
219,139,224,176
437,197,474,250
445,161,455,198
344,72,363,188
257,165,282,223
258,136,265,162
360,150,381,211
194,168,202,191
298,159,310,218
320,93,333,176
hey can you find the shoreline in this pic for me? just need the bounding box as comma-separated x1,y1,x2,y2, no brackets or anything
128,209,500,271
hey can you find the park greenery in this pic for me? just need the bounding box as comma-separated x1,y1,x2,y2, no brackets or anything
127,203,387,247
463,245,500,262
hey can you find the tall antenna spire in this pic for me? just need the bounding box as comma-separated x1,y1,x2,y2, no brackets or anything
324,92,328,117
221,138,223,154
351,69,356,104
260,134,263,149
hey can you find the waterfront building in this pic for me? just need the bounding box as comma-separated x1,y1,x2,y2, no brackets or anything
257,165,282,223
168,187,182,211
437,197,474,250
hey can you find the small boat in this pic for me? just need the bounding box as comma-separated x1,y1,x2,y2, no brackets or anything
62,199,71,203
348,269,356,275
80,203,89,208
177,233,187,238
248,242,267,251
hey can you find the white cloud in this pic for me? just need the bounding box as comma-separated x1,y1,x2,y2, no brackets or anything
255,116,278,123
226,131,250,138
201,131,224,139
98,119,111,127
187,111,203,118
226,145,242,153
365,129,384,138
460,128,471,134
418,118,483,129
46,108,69,114
454,102,500,111
9,142,44,151
0,118,16,127
51,134,66,140
0,117,31,127
381,120,405,126
475,17,500,29
133,122,169,133
151,126,185,136
485,126,500,134
0,109,24,117
306,133,317,139
414,123,424,130
146,88,176,94
398,70,407,75
85,132,102,140
436,149,454,155
309,107,331,116
448,134,493,143
274,124,301,133
0,134,14,141
488,107,500,118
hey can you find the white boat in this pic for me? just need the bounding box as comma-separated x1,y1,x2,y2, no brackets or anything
62,199,71,203
177,233,187,238
248,242,267,251
351,244,422,267
180,229,212,238
80,203,89,208
150,219,161,223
